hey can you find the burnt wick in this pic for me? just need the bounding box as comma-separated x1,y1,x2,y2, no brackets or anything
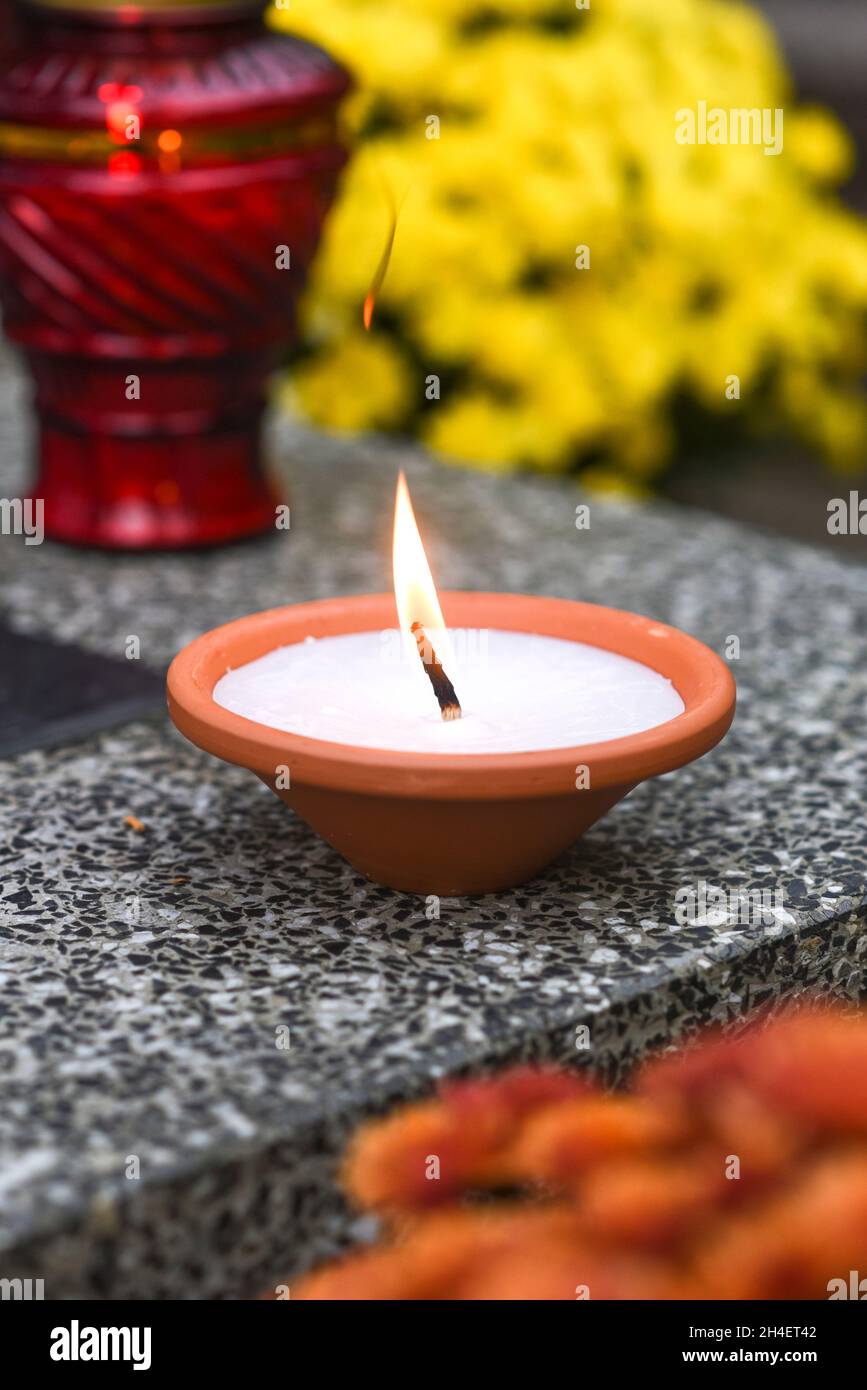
410,621,462,722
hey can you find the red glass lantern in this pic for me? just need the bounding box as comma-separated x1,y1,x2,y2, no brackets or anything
0,1,352,548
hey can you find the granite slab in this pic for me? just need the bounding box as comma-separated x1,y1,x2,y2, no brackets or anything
0,350,865,1298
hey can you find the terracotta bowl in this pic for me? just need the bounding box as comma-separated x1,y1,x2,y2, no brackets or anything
166,593,735,894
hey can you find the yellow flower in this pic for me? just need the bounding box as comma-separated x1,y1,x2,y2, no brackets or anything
273,0,867,483
423,392,571,472
787,108,855,186
290,332,412,433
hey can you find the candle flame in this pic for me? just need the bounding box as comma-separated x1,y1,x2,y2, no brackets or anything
392,471,457,675
363,192,399,331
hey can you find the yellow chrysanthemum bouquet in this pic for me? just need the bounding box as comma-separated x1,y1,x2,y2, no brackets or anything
274,0,867,486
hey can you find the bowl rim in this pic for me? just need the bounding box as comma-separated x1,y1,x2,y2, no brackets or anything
166,592,736,800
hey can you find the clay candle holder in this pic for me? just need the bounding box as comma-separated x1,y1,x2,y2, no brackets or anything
167,486,735,894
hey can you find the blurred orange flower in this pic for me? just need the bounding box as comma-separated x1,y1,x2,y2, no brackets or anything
274,1006,867,1300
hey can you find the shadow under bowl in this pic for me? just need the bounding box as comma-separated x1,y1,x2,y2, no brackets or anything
166,592,736,894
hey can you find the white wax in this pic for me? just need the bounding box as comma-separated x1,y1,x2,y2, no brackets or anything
213,629,684,754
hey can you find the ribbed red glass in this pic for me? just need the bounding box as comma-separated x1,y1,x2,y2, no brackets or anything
0,1,351,548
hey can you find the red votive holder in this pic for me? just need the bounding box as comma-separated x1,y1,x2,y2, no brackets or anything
0,0,352,548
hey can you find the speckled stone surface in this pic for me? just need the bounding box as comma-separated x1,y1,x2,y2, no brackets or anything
0,348,865,1299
